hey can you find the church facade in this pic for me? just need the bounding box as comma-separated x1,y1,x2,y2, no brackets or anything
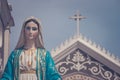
51,34,120,80
0,0,120,79
51,11,120,80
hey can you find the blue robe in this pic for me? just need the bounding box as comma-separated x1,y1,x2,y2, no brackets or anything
0,48,62,80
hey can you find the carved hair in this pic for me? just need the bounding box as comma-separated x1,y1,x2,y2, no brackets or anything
15,16,44,49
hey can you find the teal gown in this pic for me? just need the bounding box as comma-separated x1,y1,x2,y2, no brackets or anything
0,47,62,80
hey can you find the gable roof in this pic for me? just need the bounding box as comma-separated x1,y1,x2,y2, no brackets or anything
51,34,120,74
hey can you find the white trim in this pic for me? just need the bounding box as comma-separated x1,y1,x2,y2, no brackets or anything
51,34,120,74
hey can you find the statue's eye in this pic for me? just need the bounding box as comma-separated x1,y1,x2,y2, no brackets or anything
32,27,38,31
25,26,31,30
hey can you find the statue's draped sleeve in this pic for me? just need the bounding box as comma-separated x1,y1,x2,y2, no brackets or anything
1,51,15,80
45,51,62,80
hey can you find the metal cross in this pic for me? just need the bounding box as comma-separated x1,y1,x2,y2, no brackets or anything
70,11,86,36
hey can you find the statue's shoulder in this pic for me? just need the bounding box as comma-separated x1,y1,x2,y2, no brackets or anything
14,47,23,53
11,47,23,57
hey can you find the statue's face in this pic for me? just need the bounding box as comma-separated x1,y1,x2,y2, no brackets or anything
24,21,39,41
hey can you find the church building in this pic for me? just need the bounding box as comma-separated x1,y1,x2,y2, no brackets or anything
51,12,120,80
0,0,120,79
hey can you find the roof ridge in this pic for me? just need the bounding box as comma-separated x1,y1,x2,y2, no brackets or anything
51,34,120,66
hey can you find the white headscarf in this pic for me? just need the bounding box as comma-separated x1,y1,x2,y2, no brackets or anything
15,16,44,49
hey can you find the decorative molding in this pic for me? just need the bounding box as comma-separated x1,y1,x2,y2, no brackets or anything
51,34,120,67
56,49,120,80
63,74,97,80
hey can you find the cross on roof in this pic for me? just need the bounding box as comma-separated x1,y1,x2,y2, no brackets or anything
70,11,86,36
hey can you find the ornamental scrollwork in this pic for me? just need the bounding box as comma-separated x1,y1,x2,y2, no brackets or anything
114,73,120,80
89,64,112,80
56,50,91,75
56,49,120,79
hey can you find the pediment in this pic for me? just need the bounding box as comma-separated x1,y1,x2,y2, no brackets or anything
55,47,120,80
51,34,120,80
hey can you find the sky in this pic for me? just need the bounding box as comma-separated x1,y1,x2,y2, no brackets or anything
8,0,120,58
